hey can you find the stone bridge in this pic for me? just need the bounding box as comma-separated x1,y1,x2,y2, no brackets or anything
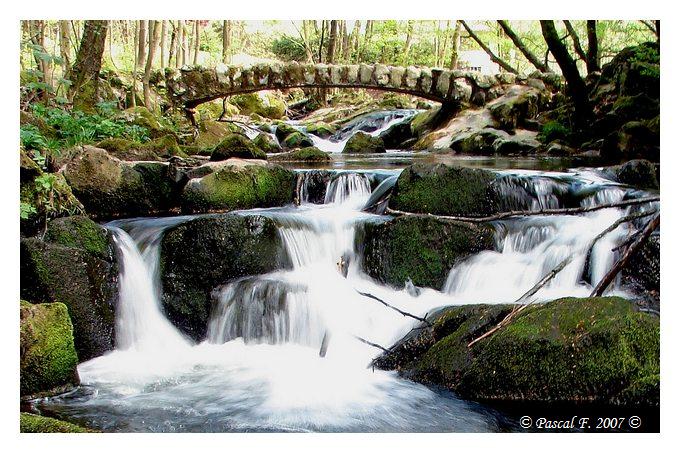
165,62,526,117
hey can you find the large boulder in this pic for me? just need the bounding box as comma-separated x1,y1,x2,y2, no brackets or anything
389,163,501,217
117,106,169,138
180,159,295,213
488,85,549,131
194,120,243,149
20,216,118,361
342,131,386,154
61,146,181,218
305,121,337,138
600,159,659,189
97,135,184,161
160,214,291,339
358,216,495,289
269,146,331,162
282,131,314,149
231,92,286,119
449,128,510,155
20,301,79,396
623,233,660,311
210,133,266,161
375,297,659,407
601,119,660,163
274,122,299,143
253,133,282,153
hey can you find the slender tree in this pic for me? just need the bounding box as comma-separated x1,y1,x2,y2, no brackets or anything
222,20,231,64
586,20,600,73
58,21,72,72
137,20,147,69
449,21,462,69
143,20,161,108
193,20,201,65
160,20,167,68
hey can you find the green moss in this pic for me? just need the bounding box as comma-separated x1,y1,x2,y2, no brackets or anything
410,109,438,135
360,216,495,289
389,163,500,216
194,120,242,149
253,133,282,153
44,216,110,260
274,122,299,142
96,137,137,152
538,120,571,144
231,92,286,119
270,146,331,162
342,131,386,154
282,131,314,149
20,302,79,396
181,163,295,213
406,297,660,406
305,122,337,138
20,413,92,433
210,133,266,161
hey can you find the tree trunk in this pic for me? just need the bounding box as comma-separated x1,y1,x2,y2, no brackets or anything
563,20,588,65
58,21,72,72
344,20,355,61
137,20,147,69
586,20,600,73
222,20,231,64
143,20,161,109
326,20,338,63
193,20,201,65
69,20,109,106
497,20,549,72
403,20,414,64
460,20,518,74
160,20,167,68
449,20,462,69
540,20,590,127
168,22,176,67
180,20,188,66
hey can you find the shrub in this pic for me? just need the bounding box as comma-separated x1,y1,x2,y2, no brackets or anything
538,120,571,143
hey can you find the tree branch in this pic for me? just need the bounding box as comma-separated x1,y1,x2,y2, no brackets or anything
590,214,660,297
563,20,588,62
460,20,518,74
497,20,549,72
385,196,660,224
355,290,432,326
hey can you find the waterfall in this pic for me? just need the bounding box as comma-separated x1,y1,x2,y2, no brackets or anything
109,226,190,352
324,173,372,206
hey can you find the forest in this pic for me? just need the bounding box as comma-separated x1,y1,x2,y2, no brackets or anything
19,19,660,435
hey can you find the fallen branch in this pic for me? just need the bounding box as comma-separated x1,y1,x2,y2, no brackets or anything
356,290,432,326
354,335,390,353
467,256,572,348
385,196,660,224
590,214,660,297
587,209,658,254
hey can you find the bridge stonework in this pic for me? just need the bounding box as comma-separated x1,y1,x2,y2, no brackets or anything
165,62,525,114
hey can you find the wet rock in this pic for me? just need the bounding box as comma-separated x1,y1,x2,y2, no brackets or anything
545,141,577,157
62,146,181,218
274,122,299,142
160,214,291,339
296,170,333,204
210,133,266,161
269,146,331,162
282,131,314,149
305,121,337,138
601,119,659,163
623,233,660,311
488,85,549,131
450,128,509,155
358,216,495,289
180,159,295,213
389,163,501,217
601,159,659,189
97,135,185,161
20,216,119,361
231,92,286,119
376,297,659,408
194,120,243,149
379,120,416,149
342,131,386,154
253,133,282,153
20,301,79,396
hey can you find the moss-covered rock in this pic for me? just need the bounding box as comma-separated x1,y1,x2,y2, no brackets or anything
181,160,295,213
210,133,266,161
450,128,510,155
305,122,337,138
274,122,299,142
601,120,660,163
376,297,659,407
194,120,243,149
269,146,331,162
282,131,314,149
488,86,549,131
160,214,291,339
21,218,118,361
20,301,79,396
20,413,92,433
117,106,167,138
196,98,239,121
601,159,659,189
389,163,501,217
359,216,495,289
253,133,282,153
231,92,286,119
342,131,386,154
62,146,181,218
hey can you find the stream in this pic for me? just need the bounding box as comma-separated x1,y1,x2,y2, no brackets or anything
29,112,657,433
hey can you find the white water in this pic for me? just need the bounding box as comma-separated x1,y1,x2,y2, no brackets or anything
39,167,653,432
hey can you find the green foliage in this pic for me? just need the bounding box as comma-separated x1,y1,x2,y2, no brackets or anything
271,35,308,61
26,103,150,151
20,413,92,433
538,120,572,143
20,202,37,220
